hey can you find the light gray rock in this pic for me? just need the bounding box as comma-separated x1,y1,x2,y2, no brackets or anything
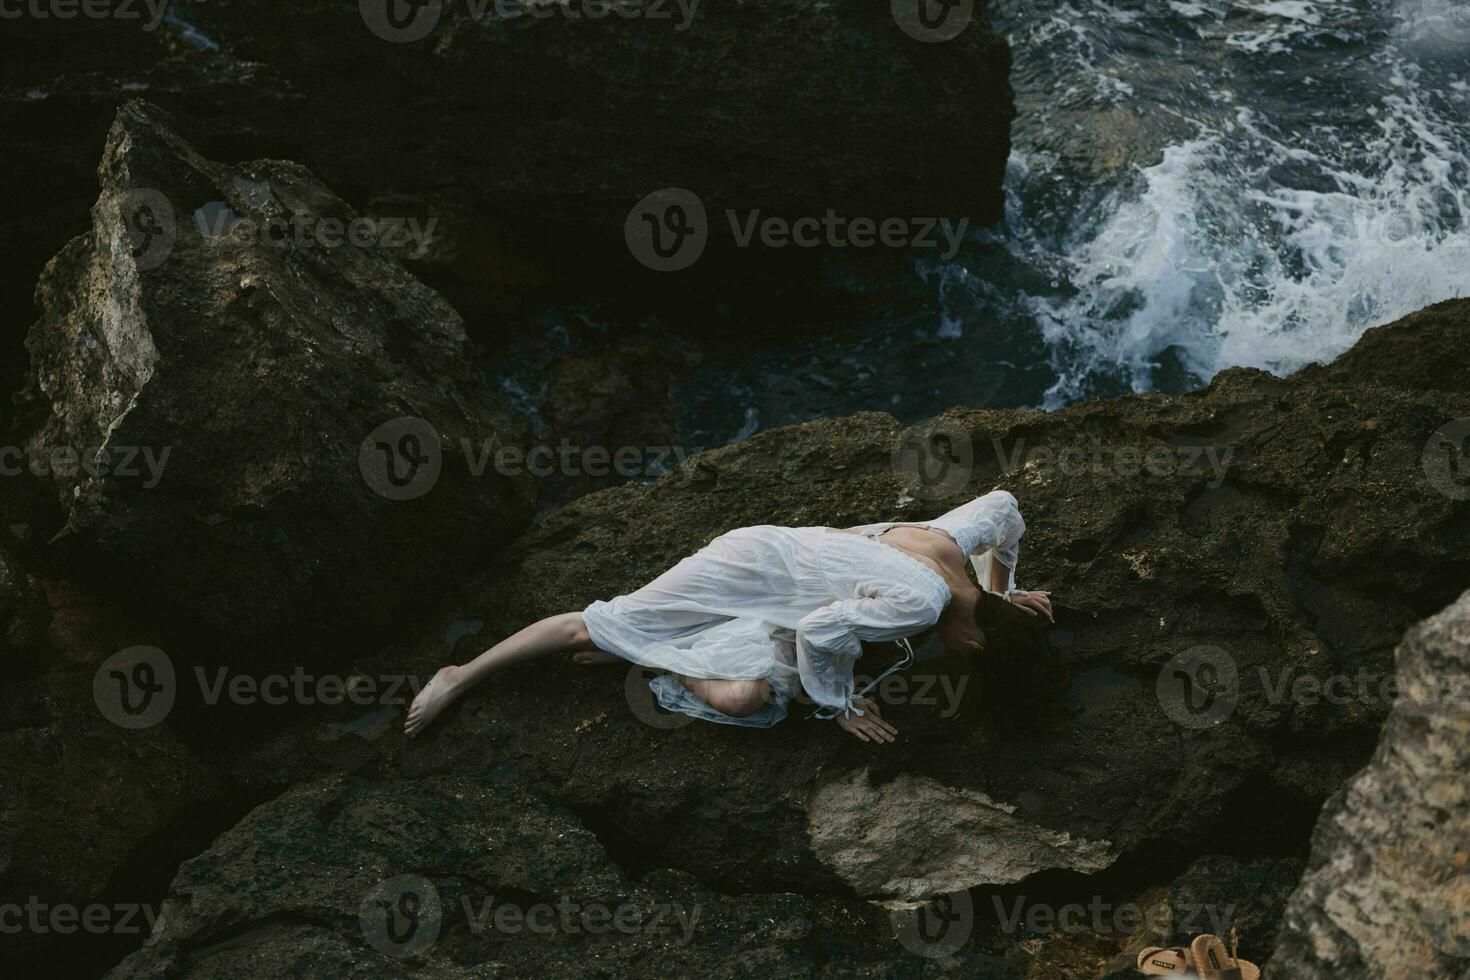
1268,590,1470,979
807,768,1115,904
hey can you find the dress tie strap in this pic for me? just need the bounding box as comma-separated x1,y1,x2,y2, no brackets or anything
807,636,918,720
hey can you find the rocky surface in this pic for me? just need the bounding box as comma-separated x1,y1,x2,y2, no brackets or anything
154,0,1014,267
0,2,1015,418
1268,589,1470,979
0,544,47,655
75,300,1470,976
107,774,1023,978
1296,299,1470,395
0,555,235,977
14,100,534,642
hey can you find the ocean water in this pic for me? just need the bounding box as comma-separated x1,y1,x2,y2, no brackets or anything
493,0,1469,448
1000,0,1470,406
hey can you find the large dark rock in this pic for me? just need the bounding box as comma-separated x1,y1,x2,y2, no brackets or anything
107,774,1023,978
0,2,1015,385
100,300,1470,976
0,559,230,978
1268,589,1470,979
15,100,535,643
0,545,47,655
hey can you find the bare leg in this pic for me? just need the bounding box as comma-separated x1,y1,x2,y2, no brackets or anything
405,612,598,736
675,674,773,719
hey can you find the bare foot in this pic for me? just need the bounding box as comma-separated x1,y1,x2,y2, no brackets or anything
404,665,462,737
572,649,623,666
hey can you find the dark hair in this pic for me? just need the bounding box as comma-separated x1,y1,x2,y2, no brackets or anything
971,591,1067,723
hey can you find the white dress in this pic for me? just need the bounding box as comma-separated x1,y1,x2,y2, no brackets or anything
582,490,1026,727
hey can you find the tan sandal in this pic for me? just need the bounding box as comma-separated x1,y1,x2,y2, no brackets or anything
1188,930,1260,980
1136,946,1192,975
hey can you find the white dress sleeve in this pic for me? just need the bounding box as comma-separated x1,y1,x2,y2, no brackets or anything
795,582,944,718
961,490,1026,597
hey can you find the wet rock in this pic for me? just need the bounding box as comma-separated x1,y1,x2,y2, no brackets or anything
430,301,1468,905
161,0,1014,252
16,100,535,644
1268,589,1470,979
0,561,227,978
182,298,1470,938
540,344,695,503
0,545,47,655
42,299,1470,976
108,774,1021,979
1296,298,1470,394
1,3,1015,371
1166,855,1302,956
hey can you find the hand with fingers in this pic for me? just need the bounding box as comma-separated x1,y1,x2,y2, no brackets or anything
1008,589,1054,622
835,697,898,743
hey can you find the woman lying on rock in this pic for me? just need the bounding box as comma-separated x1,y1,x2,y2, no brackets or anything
405,489,1054,741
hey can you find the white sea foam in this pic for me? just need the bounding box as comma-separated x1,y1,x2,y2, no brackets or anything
992,2,1470,406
